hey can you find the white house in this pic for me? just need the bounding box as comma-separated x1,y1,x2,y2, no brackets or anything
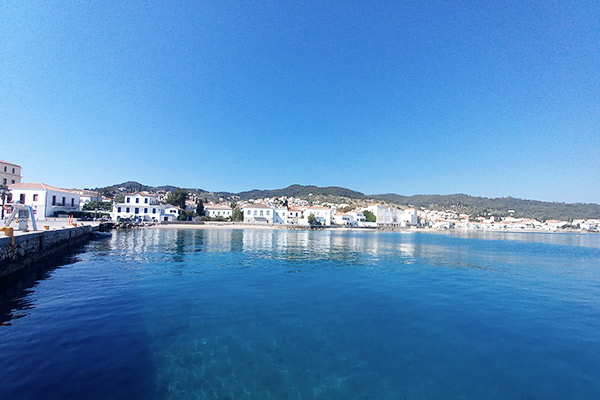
205,204,233,219
242,204,274,223
273,207,288,224
8,182,80,219
70,189,100,211
367,205,418,227
112,192,179,222
287,207,304,224
348,210,366,223
303,206,333,226
333,213,355,226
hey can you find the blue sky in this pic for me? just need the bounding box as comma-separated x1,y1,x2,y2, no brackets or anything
1,1,598,203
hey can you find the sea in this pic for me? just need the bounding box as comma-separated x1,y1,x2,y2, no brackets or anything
1,228,599,399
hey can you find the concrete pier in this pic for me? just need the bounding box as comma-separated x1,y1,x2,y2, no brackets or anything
0,225,94,279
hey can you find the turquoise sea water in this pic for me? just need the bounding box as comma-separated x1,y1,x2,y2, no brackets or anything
1,229,599,399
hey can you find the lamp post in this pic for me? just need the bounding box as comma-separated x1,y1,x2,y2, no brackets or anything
0,185,7,220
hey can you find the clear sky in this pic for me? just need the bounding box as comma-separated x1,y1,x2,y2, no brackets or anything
1,1,598,203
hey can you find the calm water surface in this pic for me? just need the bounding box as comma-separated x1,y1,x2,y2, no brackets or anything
1,229,599,399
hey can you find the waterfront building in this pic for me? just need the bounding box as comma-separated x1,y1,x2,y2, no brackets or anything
0,160,22,186
242,204,274,223
304,206,333,226
205,204,232,218
333,213,355,226
287,207,304,224
273,207,288,224
70,189,100,211
7,182,80,219
367,205,418,227
111,192,178,222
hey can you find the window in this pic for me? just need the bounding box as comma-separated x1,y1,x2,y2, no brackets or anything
12,168,15,173
62,197,66,206
152,208,156,214
3,166,5,172
33,194,38,201
144,198,148,203
126,197,130,203
2,178,6,184
266,210,270,216
11,180,15,184
19,194,25,203
52,196,56,205
135,198,139,203
118,207,122,212
247,210,251,215
135,208,139,214
71,198,75,207
126,207,130,213
260,210,263,216
254,210,257,216
144,208,148,213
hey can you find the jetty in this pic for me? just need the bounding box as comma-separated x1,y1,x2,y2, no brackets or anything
0,219,113,279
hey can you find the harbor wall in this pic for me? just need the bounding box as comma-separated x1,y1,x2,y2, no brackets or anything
0,226,92,279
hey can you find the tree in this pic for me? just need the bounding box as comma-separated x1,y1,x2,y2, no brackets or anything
363,210,376,222
114,194,124,203
307,213,321,226
231,207,243,222
178,210,194,221
82,200,112,211
196,200,205,216
166,188,187,209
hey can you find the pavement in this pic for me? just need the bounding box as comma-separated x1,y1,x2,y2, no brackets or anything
0,218,102,237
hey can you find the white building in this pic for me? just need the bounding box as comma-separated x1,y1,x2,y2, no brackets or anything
333,213,355,226
112,192,179,222
1,160,21,186
205,204,233,219
242,204,274,223
273,207,288,224
287,207,304,224
367,205,418,227
70,189,101,211
7,182,80,219
303,206,333,226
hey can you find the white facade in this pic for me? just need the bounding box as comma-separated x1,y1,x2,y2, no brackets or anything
367,205,418,227
273,207,288,224
303,207,333,226
287,207,304,224
205,205,233,218
8,183,80,219
333,213,356,226
242,204,274,223
0,160,21,186
112,192,179,221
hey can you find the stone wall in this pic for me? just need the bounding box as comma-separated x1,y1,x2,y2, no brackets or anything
0,226,92,279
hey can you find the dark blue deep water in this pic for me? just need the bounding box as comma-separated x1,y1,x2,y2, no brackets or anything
1,229,599,399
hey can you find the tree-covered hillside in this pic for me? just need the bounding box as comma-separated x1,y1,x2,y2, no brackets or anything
237,185,365,200
93,181,600,221
372,193,600,221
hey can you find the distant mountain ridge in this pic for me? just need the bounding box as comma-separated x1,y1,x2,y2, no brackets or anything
96,182,600,220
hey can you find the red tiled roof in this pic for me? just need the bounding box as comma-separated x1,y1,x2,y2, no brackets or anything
0,160,21,167
243,203,272,209
9,182,77,195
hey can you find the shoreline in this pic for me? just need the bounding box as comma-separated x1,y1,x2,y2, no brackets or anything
150,223,597,235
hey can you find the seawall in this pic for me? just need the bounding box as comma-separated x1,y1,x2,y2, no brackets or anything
0,226,93,279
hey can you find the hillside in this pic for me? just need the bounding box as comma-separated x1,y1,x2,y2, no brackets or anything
94,182,600,221
237,185,365,200
372,193,600,221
